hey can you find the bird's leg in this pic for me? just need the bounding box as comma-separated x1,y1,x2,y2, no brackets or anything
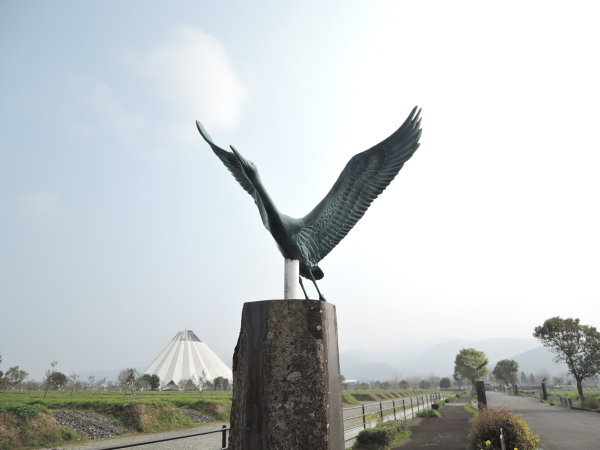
308,272,327,302
298,277,309,300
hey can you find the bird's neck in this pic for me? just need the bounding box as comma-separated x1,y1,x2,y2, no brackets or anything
252,175,282,230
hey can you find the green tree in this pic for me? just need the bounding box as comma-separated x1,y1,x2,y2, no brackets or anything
118,368,139,400
150,374,160,390
418,380,431,389
68,372,79,396
138,374,153,390
453,348,489,389
533,316,600,401
137,374,160,390
43,361,59,399
520,371,527,384
492,359,519,390
439,377,452,389
87,375,95,395
399,380,409,389
213,376,230,390
5,366,28,392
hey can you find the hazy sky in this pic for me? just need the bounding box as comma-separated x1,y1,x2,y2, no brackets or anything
1,1,599,380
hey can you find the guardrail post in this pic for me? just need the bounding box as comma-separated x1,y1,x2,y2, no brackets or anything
410,397,414,417
402,398,406,419
221,424,227,449
393,399,397,420
362,404,366,430
379,402,384,424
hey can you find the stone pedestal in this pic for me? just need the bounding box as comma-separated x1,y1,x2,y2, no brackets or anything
229,300,344,450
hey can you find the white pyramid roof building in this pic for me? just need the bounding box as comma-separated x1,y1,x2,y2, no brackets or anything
144,330,232,390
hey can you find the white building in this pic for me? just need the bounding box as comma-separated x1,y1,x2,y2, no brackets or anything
144,330,233,390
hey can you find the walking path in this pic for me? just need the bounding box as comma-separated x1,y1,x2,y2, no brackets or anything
392,393,472,449
487,391,600,450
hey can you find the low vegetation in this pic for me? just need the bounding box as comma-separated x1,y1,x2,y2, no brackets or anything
0,403,79,449
416,408,440,418
353,420,410,449
466,407,539,450
0,390,232,449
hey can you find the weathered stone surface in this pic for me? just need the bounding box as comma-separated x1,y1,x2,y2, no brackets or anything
230,300,344,450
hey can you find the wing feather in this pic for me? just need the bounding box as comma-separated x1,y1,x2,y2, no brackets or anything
297,107,422,264
196,121,256,197
196,121,270,229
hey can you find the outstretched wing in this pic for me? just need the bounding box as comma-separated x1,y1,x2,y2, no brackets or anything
297,107,422,264
196,121,270,229
196,121,256,197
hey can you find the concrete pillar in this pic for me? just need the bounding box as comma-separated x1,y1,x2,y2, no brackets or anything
229,300,344,450
283,258,300,299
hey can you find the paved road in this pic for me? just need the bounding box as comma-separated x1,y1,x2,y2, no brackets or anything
487,391,600,450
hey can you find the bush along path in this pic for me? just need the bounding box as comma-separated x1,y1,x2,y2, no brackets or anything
391,392,471,449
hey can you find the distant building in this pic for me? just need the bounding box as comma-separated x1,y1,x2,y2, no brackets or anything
144,330,232,390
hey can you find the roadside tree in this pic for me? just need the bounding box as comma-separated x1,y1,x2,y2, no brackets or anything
533,316,600,401
453,348,489,389
492,359,519,390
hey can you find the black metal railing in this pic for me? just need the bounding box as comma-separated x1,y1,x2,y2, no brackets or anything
93,393,443,449
342,393,443,445
95,424,229,449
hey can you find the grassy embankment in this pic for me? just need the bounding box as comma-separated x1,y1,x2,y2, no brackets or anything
341,389,434,407
0,390,232,449
0,388,447,449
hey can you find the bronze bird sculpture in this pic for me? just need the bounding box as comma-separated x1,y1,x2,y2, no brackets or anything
196,107,422,301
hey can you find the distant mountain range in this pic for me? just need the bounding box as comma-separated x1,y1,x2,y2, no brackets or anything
339,337,569,381
80,338,570,383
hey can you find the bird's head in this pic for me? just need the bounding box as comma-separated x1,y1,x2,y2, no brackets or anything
230,145,259,181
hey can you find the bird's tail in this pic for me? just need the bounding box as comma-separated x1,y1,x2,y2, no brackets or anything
300,265,324,280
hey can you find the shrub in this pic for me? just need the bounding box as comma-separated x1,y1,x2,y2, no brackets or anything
466,408,539,450
11,404,47,421
355,420,408,447
582,397,600,410
416,409,440,418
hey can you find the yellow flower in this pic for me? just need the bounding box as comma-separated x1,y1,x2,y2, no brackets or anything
486,441,491,446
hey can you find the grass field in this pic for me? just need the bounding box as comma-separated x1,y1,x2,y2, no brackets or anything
0,389,232,411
